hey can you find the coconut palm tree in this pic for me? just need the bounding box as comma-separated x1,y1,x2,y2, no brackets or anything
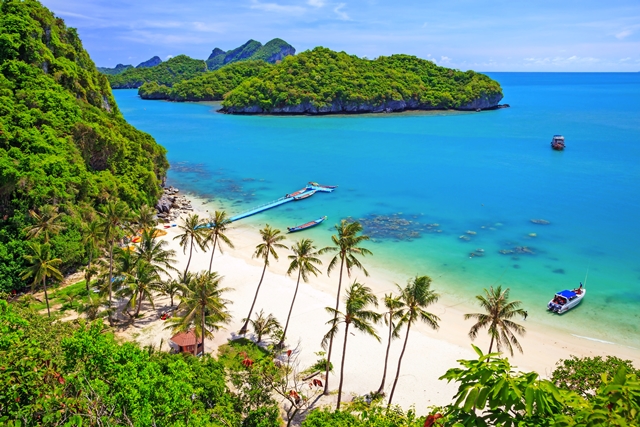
318,220,372,395
118,261,162,318
174,214,207,279
239,225,287,335
322,281,380,410
24,204,65,243
464,285,527,356
82,219,103,291
99,200,131,324
77,294,107,321
166,271,232,355
279,238,322,348
243,309,281,343
133,204,157,233
204,210,234,273
158,278,182,307
134,229,177,276
388,275,440,405
376,292,404,395
21,242,64,317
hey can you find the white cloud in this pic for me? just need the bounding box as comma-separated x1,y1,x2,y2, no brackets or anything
334,3,350,21
439,55,451,63
249,0,305,14
308,0,325,7
615,30,632,40
620,57,631,62
166,55,173,60
192,21,225,33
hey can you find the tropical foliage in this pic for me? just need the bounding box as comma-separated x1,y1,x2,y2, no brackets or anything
0,0,168,293
222,47,503,113
107,55,208,89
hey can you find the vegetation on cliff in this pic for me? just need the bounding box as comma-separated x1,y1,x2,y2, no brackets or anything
138,60,272,101
107,55,208,89
0,0,168,293
207,38,295,71
97,63,133,75
221,47,503,114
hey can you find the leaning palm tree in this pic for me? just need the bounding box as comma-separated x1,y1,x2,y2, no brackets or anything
174,214,207,279
318,220,372,395
243,309,281,343
239,225,287,335
376,292,405,395
82,219,103,291
464,285,527,356
204,210,234,273
279,238,323,348
24,204,65,243
166,271,232,355
322,281,380,410
99,199,131,324
21,242,64,317
388,275,440,405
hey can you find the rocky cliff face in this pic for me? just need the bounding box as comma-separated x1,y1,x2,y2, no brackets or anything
136,56,162,68
208,48,225,60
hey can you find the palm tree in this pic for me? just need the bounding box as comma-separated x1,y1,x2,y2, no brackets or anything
166,271,232,355
99,200,131,324
158,278,182,307
239,225,287,335
135,229,177,276
133,204,157,232
243,309,281,343
204,210,234,273
174,214,207,279
278,238,322,348
318,220,372,395
322,282,380,410
77,294,108,321
118,261,162,317
21,242,64,317
376,293,404,395
24,204,65,243
388,275,440,405
464,285,527,356
82,219,103,292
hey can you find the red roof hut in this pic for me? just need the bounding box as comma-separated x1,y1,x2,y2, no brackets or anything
169,329,203,355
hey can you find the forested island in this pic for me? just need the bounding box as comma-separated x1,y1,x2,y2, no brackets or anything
138,47,504,114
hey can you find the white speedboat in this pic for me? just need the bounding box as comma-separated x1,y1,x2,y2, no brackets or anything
547,285,585,314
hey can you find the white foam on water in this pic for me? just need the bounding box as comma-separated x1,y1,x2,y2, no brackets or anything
571,334,615,345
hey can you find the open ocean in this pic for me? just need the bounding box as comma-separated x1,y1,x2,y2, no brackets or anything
114,72,640,349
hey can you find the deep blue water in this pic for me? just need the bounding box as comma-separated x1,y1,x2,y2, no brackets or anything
114,73,640,347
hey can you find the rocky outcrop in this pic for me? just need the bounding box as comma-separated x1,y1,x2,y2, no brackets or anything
457,93,504,111
155,187,194,222
136,56,162,68
206,39,296,70
208,48,225,60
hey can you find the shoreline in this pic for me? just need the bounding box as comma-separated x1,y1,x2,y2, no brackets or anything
122,189,639,413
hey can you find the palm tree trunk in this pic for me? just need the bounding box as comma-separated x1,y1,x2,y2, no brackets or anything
377,314,394,394
184,237,194,279
86,251,92,292
488,334,495,354
388,320,412,406
208,235,218,273
135,290,143,317
201,308,205,356
240,258,268,334
43,277,51,317
336,321,350,411
108,240,114,324
324,256,346,395
279,268,302,348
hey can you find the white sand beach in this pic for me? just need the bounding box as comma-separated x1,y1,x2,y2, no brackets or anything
118,194,640,413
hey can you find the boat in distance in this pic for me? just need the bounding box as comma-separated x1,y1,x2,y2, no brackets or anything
547,284,585,314
551,135,565,151
308,182,338,189
294,190,316,200
287,216,327,233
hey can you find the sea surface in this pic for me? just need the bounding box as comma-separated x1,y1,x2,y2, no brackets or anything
114,73,640,349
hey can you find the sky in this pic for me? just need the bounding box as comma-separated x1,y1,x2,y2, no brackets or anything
39,0,640,71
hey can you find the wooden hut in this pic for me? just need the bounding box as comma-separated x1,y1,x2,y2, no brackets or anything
169,329,203,355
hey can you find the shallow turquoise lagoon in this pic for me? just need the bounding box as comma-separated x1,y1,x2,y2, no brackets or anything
114,72,640,348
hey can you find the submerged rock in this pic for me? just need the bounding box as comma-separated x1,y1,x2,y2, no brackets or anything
531,219,550,225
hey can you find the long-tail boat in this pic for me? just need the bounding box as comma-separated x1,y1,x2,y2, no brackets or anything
287,216,327,233
294,190,316,200
308,182,338,189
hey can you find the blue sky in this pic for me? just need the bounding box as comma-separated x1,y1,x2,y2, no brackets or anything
40,0,640,71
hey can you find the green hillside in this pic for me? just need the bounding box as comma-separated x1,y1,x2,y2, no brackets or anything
222,47,504,114
206,38,295,71
139,60,272,101
107,55,208,89
0,0,168,292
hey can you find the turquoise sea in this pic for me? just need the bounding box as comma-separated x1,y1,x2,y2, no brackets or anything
114,73,640,349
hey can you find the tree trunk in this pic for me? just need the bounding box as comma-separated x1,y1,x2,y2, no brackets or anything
324,255,346,395
336,321,350,410
184,236,194,279
135,290,143,317
488,334,495,354
377,312,394,394
86,251,92,292
240,257,268,334
201,308,205,356
279,268,302,348
388,320,412,405
43,277,51,317
108,239,114,324
208,235,218,273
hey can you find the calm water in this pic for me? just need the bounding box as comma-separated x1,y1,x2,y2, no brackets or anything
114,73,640,348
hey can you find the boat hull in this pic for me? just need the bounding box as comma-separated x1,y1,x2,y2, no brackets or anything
547,288,586,314
287,216,327,233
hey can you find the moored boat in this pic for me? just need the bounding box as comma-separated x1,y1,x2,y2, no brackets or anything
308,182,338,189
551,135,565,150
287,216,327,233
547,283,585,314
294,190,316,200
